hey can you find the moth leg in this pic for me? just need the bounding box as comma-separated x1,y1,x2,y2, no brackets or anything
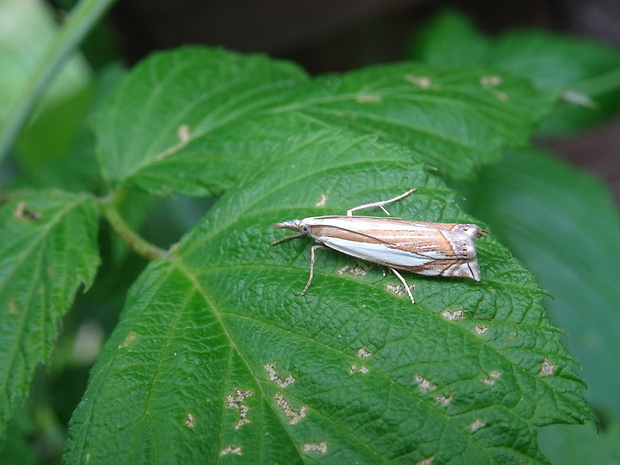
390,268,415,304
301,245,329,296
271,233,304,246
347,188,417,217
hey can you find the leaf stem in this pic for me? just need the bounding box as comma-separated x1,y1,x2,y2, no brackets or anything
0,0,118,162
99,191,167,261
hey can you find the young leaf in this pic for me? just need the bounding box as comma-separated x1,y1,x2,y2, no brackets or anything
0,190,100,437
65,132,591,464
95,46,553,197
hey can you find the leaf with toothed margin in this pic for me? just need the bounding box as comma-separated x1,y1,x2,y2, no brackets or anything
0,190,100,438
64,130,592,464
94,46,553,197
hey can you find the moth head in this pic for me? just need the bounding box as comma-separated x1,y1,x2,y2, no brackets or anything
454,224,488,239
273,219,310,235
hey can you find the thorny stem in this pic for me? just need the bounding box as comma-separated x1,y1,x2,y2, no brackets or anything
99,190,167,261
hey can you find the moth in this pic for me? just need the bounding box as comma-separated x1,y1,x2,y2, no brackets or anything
271,189,488,303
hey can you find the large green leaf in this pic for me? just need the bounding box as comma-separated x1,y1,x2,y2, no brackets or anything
0,190,100,437
65,132,590,464
463,148,620,421
95,47,553,197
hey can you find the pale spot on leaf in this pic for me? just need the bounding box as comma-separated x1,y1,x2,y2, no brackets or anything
386,282,415,298
264,362,295,388
469,418,486,432
474,325,488,336
441,309,465,321
13,201,41,221
8,300,19,315
120,331,137,349
177,124,190,143
434,393,454,406
540,359,557,376
480,75,502,87
227,388,254,430
415,375,437,393
481,370,501,387
338,261,369,277
349,365,369,374
219,445,242,456
418,456,435,465
302,442,328,453
469,419,486,432
315,193,328,207
274,393,307,425
405,75,431,89
357,347,372,359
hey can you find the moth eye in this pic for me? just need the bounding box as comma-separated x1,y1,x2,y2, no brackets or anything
301,225,311,234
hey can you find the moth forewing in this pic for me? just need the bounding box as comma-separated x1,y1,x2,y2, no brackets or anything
271,190,487,303
302,216,486,280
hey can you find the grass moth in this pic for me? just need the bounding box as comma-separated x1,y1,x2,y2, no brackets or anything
272,189,487,303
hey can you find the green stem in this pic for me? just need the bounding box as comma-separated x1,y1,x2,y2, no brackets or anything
0,0,118,162
100,192,167,261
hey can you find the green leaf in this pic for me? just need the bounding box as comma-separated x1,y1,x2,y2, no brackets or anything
411,9,491,67
462,147,620,421
413,10,620,134
0,190,100,437
95,47,309,196
95,46,553,197
65,132,590,464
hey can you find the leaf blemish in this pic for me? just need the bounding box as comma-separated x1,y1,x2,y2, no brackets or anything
8,300,19,315
315,193,328,207
184,413,195,428
264,363,296,388
274,393,307,425
338,262,369,277
119,331,137,348
493,91,508,101
474,325,488,336
469,419,486,432
418,456,435,465
405,74,431,89
13,201,41,221
540,359,557,376
177,124,190,143
349,365,369,374
227,388,254,430
154,124,191,162
434,393,454,406
386,282,415,298
302,442,328,454
481,370,501,386
415,375,437,393
357,347,372,359
480,75,502,87
440,309,465,321
219,445,242,456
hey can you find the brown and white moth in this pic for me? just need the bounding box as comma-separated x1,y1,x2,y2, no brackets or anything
272,189,487,303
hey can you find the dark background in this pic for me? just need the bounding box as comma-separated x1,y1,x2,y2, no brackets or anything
96,0,620,201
